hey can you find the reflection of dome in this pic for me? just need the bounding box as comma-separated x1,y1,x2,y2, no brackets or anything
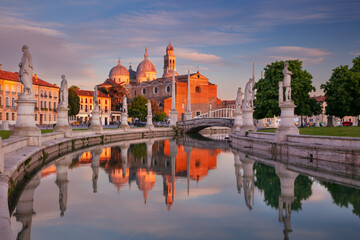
109,168,129,192
136,48,156,73
136,169,156,204
163,69,179,78
109,60,129,77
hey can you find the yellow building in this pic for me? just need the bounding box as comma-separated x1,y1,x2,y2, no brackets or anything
75,89,111,125
0,66,59,126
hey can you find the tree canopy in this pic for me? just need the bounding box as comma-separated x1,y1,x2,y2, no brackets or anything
105,85,128,111
320,56,360,119
128,95,148,121
254,60,321,119
68,85,80,116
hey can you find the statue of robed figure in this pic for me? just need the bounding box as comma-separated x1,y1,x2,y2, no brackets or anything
18,45,33,98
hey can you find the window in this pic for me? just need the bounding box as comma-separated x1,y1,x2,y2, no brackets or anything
49,114,51,121
166,86,171,93
6,85,9,92
6,97,9,107
0,112,2,120
134,90,137,96
54,115,56,121
53,102,56,109
195,86,201,93
11,98,15,107
0,96,2,106
35,114,37,121
90,105,92,110
99,99,101,104
142,88,146,95
81,105,83,110
85,98,88,103
49,101,51,109
6,113,9,120
17,86,21,93
41,101,43,108
105,106,108,112
11,86,15,92
153,87,158,94
90,99,92,103
105,99,107,104
196,111,201,116
0,84,2,91
12,113,15,120
44,101,47,108
44,114,46,121
81,98,83,103
85,105,88,112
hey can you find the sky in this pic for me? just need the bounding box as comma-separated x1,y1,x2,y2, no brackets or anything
1,0,360,100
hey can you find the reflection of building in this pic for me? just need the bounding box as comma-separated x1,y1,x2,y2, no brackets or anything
0,67,59,125
75,89,111,125
100,43,221,119
136,169,156,203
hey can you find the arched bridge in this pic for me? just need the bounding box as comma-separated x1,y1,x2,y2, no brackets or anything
177,118,234,133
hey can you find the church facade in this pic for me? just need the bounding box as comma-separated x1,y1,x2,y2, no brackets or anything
99,42,220,120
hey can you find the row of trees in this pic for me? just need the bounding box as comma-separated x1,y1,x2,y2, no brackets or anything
253,56,360,126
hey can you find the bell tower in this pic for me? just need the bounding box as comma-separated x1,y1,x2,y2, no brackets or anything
164,41,176,74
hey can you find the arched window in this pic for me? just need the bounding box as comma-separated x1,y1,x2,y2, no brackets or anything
153,86,158,94
142,88,146,95
195,86,201,93
5,97,9,107
166,85,171,93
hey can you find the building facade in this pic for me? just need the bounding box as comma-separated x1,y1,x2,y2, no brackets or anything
0,66,59,126
75,89,111,125
100,43,220,120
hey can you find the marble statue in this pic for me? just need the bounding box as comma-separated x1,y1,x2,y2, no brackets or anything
93,86,99,110
59,75,68,108
242,79,253,109
282,62,292,101
235,87,243,112
18,45,33,97
123,95,127,113
146,99,152,116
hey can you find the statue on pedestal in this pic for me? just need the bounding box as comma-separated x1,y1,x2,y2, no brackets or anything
235,87,243,112
146,99,152,116
242,79,253,110
18,45,33,98
59,75,68,108
93,86,99,111
282,62,292,102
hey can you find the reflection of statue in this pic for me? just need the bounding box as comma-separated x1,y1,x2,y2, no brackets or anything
235,87,243,112
18,45,33,97
59,75,68,108
242,79,253,109
93,86,99,110
123,95,127,113
282,62,292,101
146,99,152,116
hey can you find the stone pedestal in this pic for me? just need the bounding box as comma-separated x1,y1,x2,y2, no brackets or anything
11,98,41,146
169,109,178,127
184,111,192,121
238,108,256,136
275,101,299,142
119,112,130,130
54,106,72,137
146,114,154,130
0,121,9,130
89,110,103,133
231,111,242,133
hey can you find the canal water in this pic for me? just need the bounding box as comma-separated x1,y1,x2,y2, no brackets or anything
10,137,360,240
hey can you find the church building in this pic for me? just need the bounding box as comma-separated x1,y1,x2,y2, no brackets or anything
99,42,220,120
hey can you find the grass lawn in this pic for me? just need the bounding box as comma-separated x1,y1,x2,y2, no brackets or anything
0,128,90,139
258,126,360,137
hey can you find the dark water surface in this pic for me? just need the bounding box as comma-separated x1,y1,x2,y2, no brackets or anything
10,138,360,240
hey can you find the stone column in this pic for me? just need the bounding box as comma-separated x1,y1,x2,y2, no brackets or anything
169,67,178,127
184,145,192,195
184,70,192,121
0,175,13,240
275,101,299,142
275,163,298,240
91,147,102,193
232,150,243,194
14,173,41,240
239,108,256,136
89,108,103,133
120,143,130,178
54,106,72,137
55,155,72,216
119,95,129,130
232,110,242,133
240,153,255,210
11,97,41,146
145,139,154,169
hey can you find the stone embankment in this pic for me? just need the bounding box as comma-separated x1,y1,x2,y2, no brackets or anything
0,127,175,240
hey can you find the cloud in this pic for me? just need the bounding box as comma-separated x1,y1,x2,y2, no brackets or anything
349,52,360,56
266,46,330,64
177,48,223,65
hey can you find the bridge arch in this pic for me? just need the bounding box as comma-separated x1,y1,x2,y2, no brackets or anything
177,118,234,134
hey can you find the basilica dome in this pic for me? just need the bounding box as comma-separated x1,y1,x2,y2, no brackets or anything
109,60,129,77
163,69,179,78
136,48,157,82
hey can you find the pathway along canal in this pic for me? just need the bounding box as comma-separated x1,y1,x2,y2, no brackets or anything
9,136,360,240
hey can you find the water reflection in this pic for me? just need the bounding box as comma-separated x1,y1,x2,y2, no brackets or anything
10,136,360,240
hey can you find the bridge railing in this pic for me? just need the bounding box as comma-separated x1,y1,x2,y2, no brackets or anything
194,108,235,119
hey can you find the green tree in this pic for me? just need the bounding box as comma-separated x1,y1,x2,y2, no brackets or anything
128,95,147,121
320,56,360,125
68,85,80,116
154,112,167,121
254,60,320,126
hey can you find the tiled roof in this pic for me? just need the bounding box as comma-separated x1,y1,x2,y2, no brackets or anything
75,89,109,98
0,70,58,88
311,95,326,102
